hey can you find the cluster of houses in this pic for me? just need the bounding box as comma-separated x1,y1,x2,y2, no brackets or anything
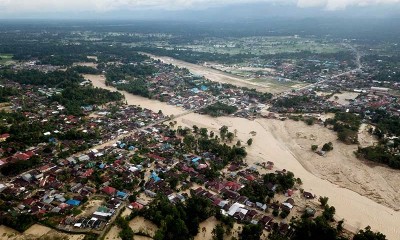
110,60,270,118
0,81,166,168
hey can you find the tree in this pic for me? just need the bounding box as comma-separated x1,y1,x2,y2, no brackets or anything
337,220,344,232
272,208,279,217
227,132,234,143
220,125,228,140
193,125,199,134
240,224,262,240
212,224,225,240
319,196,329,207
247,138,253,146
280,210,289,219
353,226,387,240
322,205,336,221
168,177,179,190
311,145,318,151
322,142,333,152
236,140,241,146
200,128,208,138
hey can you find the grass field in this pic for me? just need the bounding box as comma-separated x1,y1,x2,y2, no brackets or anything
181,36,343,56
0,54,14,64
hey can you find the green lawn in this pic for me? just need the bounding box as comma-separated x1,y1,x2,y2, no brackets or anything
181,37,344,56
0,54,15,64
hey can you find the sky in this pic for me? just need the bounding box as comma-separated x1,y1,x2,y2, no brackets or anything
0,0,399,19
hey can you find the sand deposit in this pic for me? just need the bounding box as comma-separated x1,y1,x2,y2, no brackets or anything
174,113,400,239
86,73,400,239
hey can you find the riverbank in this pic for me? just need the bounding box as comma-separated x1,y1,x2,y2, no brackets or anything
74,74,400,239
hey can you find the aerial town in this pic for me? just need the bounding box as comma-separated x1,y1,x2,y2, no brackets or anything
0,9,399,240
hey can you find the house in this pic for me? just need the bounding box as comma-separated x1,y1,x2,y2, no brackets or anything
228,202,246,216
0,183,8,193
102,186,117,196
116,191,128,200
224,181,242,191
22,173,33,182
129,202,144,210
0,133,10,142
305,207,316,217
260,215,273,228
145,190,157,198
303,191,315,199
221,188,240,200
78,155,90,162
245,209,258,221
66,199,81,206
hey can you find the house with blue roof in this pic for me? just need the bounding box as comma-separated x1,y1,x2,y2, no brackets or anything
116,191,128,200
66,199,81,206
191,88,200,94
128,146,136,151
191,157,201,163
151,172,161,182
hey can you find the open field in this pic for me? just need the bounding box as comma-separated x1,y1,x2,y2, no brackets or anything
0,224,85,240
104,225,121,240
329,91,360,105
78,199,104,218
128,216,158,238
73,62,98,68
180,36,344,56
0,54,15,65
144,54,289,93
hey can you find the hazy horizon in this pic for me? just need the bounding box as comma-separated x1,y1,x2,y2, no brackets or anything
0,0,399,20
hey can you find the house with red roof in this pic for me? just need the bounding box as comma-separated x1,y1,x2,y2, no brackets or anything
0,133,10,142
102,186,117,196
12,152,30,161
147,153,166,161
224,181,243,191
129,202,144,210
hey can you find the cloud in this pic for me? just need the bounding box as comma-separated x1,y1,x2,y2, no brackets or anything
297,0,400,10
0,0,399,13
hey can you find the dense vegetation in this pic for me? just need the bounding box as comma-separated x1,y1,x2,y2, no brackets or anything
51,86,124,115
0,69,83,88
139,195,215,240
357,145,400,169
200,102,238,117
273,96,311,109
105,64,156,82
0,156,41,176
112,79,151,98
0,86,19,102
325,112,361,144
367,109,400,137
357,110,400,169
0,213,38,232
69,66,101,74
